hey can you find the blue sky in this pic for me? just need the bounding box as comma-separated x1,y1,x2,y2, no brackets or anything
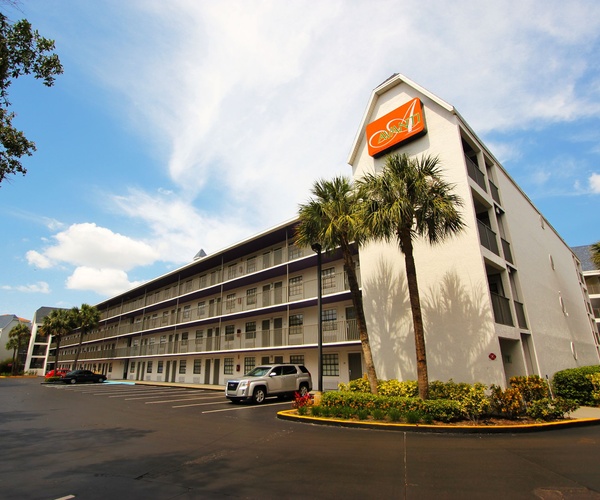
1,0,599,320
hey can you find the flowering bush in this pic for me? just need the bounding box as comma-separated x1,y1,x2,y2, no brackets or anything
489,385,524,418
587,373,600,406
292,391,313,410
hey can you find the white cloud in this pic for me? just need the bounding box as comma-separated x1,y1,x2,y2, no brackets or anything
26,250,53,269
589,173,600,193
1,282,50,294
66,267,143,296
34,223,159,271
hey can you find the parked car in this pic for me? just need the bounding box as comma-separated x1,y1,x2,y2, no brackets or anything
61,370,106,384
45,369,69,379
225,364,312,404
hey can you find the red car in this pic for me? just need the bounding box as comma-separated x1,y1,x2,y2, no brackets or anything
45,369,69,379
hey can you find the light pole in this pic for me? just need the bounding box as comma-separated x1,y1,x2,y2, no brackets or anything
311,242,323,393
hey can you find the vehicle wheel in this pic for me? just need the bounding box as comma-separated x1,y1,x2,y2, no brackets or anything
70,378,77,384
253,387,266,404
98,377,106,383
299,384,309,397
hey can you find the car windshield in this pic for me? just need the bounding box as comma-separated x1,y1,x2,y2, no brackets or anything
245,366,271,377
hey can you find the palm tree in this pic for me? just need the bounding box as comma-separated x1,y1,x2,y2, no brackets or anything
71,304,101,370
591,242,600,269
7,322,31,374
358,153,465,399
295,176,379,394
40,309,75,373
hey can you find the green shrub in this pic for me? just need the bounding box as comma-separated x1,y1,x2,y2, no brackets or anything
310,405,322,417
552,365,600,405
338,377,371,393
428,379,473,400
421,399,463,423
509,375,549,403
387,408,402,422
357,408,369,420
489,385,525,418
405,410,423,424
378,379,418,397
588,373,600,406
525,398,578,421
371,408,385,421
297,405,308,416
457,383,490,423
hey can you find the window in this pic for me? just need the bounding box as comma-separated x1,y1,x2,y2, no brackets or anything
130,362,135,373
183,305,191,319
157,361,164,373
290,354,304,365
179,360,187,374
160,335,167,344
244,357,255,373
288,244,302,260
198,301,206,317
228,263,237,280
195,329,204,339
193,359,202,374
225,325,235,341
199,274,207,289
226,293,236,311
185,279,193,292
162,311,169,325
246,256,256,273
245,321,256,340
322,353,339,376
289,314,303,335
181,332,188,346
246,287,257,306
322,309,337,331
224,357,234,375
146,361,153,373
289,276,303,297
164,287,171,299
322,267,336,289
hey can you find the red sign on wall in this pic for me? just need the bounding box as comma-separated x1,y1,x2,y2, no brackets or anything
366,97,426,157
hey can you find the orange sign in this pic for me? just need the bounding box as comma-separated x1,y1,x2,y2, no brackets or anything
366,97,426,157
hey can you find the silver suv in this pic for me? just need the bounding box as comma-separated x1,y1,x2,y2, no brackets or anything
225,364,312,404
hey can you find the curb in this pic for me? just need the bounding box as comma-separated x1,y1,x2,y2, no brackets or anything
277,409,600,434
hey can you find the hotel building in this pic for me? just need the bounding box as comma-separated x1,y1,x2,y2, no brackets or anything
28,74,600,388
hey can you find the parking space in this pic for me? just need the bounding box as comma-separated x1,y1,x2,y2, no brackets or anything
42,381,293,414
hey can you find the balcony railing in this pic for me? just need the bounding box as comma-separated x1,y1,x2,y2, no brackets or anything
588,283,600,295
101,244,323,320
514,300,527,329
59,272,355,347
477,220,499,255
490,292,514,326
465,156,487,191
489,180,501,205
501,238,513,264
55,320,361,363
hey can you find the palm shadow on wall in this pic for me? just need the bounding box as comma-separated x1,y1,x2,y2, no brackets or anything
364,258,492,382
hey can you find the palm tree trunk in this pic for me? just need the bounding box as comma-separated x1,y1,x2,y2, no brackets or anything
53,336,62,372
400,229,429,400
342,246,378,394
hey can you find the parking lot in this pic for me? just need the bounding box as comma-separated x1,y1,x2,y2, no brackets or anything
43,380,292,412
2,377,600,499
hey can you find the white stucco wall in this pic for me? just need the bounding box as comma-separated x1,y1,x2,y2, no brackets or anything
350,80,506,386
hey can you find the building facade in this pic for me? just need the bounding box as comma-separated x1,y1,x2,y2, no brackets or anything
572,245,600,339
0,314,31,367
32,74,599,387
24,307,65,374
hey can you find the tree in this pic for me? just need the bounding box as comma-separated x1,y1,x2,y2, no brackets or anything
295,176,379,394
0,11,63,185
358,153,465,400
6,321,30,374
591,242,600,270
71,304,100,370
40,308,74,372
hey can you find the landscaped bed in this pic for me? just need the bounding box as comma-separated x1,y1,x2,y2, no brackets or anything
287,369,600,427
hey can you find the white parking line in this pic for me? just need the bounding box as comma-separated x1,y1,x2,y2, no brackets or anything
108,389,193,398
172,400,230,408
124,393,220,401
202,401,291,413
145,397,216,404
